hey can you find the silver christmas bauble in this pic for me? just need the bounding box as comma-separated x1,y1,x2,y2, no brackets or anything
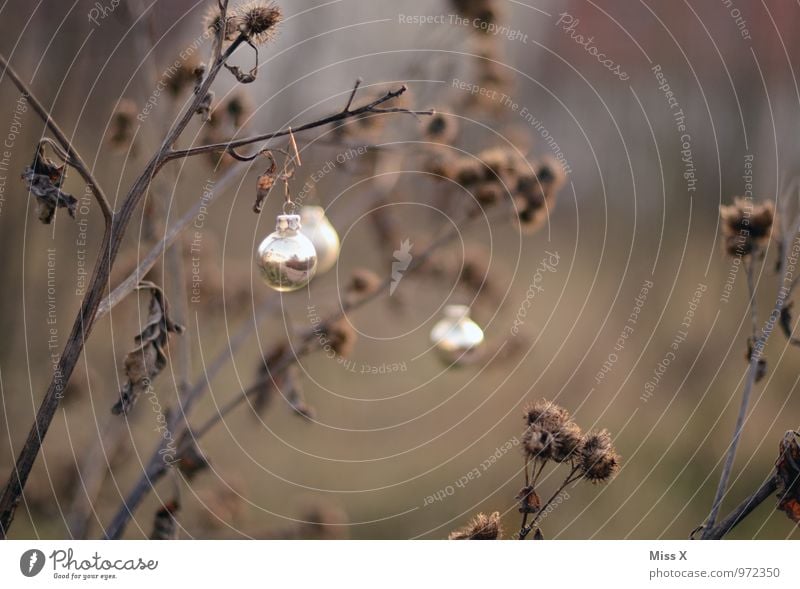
430,305,485,364
300,206,340,274
256,214,318,292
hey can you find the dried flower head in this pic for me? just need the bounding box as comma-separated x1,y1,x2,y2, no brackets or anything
166,61,200,97
204,3,238,41
552,420,583,463
719,197,774,256
347,268,382,297
514,157,566,234
579,429,620,483
424,112,458,144
235,1,282,46
224,92,252,128
320,317,357,358
449,0,500,28
524,399,569,429
523,423,555,461
448,511,502,540
108,99,137,150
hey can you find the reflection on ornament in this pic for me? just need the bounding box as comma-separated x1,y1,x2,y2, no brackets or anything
300,206,340,274
430,305,484,364
256,214,317,292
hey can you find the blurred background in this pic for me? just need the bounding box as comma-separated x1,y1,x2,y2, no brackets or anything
1,0,799,539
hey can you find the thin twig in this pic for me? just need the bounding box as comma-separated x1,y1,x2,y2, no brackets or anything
163,82,434,163
703,256,762,535
0,53,113,222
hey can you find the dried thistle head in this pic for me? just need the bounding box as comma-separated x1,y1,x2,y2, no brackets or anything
453,158,484,186
204,2,239,41
719,197,774,256
523,423,555,461
448,511,502,540
347,268,382,297
449,0,500,27
579,429,620,483
552,420,583,463
424,112,458,144
514,157,566,234
235,1,282,46
166,61,201,97
224,92,252,128
524,399,569,429
320,317,357,358
424,154,458,180
108,98,137,150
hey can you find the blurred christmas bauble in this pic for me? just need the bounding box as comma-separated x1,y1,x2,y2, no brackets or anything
300,206,340,274
256,214,317,292
430,305,484,364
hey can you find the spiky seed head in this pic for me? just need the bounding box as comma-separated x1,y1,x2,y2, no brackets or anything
579,429,620,483
204,4,238,41
448,511,502,540
719,198,774,256
552,420,583,463
523,399,569,429
424,113,458,144
235,1,282,46
523,423,555,461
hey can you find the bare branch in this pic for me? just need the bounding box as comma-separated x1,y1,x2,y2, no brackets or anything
163,83,434,163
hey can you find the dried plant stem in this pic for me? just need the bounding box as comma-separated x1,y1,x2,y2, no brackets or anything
0,18,238,537
0,28,436,536
703,258,762,536
0,53,113,222
105,207,488,538
519,466,580,539
702,474,778,540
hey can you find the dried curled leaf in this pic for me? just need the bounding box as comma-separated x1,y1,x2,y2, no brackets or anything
21,144,77,223
112,282,184,415
176,435,209,481
253,154,277,213
516,485,541,514
150,499,180,540
225,64,257,84
776,431,800,524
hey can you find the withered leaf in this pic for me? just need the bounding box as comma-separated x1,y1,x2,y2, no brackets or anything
225,64,257,84
516,485,541,514
150,499,180,540
776,431,800,524
112,282,184,415
21,145,77,224
253,155,277,213
176,434,209,481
